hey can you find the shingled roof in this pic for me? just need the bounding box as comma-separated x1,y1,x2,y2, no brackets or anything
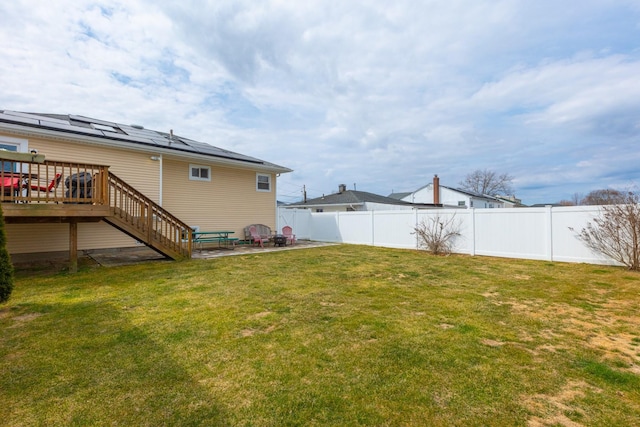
290,190,414,207
0,110,290,173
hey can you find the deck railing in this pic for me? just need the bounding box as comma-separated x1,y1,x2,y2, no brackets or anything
0,158,192,258
0,159,107,204
107,173,192,258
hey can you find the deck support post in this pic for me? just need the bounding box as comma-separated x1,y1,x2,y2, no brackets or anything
69,220,78,273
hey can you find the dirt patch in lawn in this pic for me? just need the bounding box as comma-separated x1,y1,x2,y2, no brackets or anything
524,380,600,427
502,298,640,372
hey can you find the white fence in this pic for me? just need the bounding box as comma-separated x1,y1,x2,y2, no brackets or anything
277,206,617,266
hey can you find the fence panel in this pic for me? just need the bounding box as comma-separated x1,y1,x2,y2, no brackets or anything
551,206,616,265
277,206,625,266
371,210,418,248
309,212,342,242
336,211,373,244
473,208,549,260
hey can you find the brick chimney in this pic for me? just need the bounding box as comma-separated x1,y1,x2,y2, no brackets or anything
338,184,347,193
433,175,440,205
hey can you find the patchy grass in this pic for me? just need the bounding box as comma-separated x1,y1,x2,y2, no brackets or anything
1,245,639,426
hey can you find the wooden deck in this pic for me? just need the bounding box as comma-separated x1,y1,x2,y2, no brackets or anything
1,157,192,271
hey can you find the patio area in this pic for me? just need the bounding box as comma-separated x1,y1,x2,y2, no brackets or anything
84,240,336,267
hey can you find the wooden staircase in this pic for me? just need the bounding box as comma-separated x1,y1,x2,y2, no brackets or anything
103,173,191,260
2,159,193,265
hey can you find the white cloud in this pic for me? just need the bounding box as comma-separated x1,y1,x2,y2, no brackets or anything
1,0,639,205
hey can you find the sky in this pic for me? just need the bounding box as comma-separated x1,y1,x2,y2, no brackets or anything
1,1,639,205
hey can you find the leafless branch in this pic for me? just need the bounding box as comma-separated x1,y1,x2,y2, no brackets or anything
413,214,462,255
572,190,640,270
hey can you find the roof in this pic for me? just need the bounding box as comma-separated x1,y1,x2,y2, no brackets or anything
0,110,291,173
444,185,501,201
494,195,527,207
407,182,502,202
387,192,412,200
287,189,437,208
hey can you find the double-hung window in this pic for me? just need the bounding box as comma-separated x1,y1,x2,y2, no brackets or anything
256,173,271,192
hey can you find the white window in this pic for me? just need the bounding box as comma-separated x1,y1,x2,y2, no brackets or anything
0,136,28,173
189,164,211,181
458,201,466,207
256,173,271,192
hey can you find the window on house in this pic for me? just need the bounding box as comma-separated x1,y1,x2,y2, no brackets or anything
458,201,466,207
189,164,211,181
0,136,28,173
256,173,271,192
316,208,324,212
470,201,474,208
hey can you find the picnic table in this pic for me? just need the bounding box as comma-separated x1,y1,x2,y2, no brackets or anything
192,230,238,251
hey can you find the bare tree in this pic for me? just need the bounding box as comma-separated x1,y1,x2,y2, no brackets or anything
581,189,624,206
413,214,462,255
459,169,514,196
571,190,640,271
571,192,584,206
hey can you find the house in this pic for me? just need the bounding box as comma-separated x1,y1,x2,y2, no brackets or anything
495,195,526,208
390,175,505,208
0,110,291,263
285,184,441,212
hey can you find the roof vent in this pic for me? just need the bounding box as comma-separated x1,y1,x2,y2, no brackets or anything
130,124,144,129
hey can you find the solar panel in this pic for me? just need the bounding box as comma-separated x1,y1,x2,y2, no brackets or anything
0,111,288,170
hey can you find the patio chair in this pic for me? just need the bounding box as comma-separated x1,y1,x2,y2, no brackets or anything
2,177,21,197
249,225,270,248
282,226,296,246
30,173,62,194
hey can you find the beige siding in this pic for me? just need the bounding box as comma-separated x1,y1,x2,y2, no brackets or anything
3,133,161,254
162,159,277,237
1,131,279,254
6,223,138,254
26,135,161,201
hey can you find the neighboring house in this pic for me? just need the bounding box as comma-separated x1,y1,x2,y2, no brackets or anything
285,184,440,212
390,175,505,208
0,110,291,259
495,195,526,208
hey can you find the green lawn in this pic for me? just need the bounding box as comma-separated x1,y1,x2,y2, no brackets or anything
1,245,639,426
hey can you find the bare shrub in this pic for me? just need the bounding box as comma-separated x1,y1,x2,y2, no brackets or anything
413,214,462,255
572,191,640,270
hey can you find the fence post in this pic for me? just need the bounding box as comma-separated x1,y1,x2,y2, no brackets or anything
414,208,419,249
371,210,375,246
469,208,476,256
546,205,553,261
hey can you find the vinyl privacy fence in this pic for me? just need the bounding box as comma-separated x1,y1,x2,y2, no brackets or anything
277,206,618,266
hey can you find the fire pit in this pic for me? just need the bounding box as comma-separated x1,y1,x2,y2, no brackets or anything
273,234,287,247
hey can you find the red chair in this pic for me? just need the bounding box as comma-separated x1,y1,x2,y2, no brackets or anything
249,225,269,248
2,177,21,197
30,173,62,193
282,226,296,246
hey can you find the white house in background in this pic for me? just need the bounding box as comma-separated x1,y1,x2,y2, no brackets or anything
285,184,442,212
495,195,526,207
389,175,506,209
